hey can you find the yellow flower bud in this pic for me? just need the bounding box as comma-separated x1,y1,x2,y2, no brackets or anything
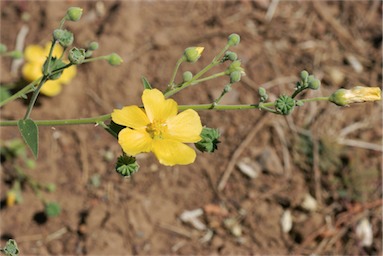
183,47,204,63
6,191,16,207
329,86,381,106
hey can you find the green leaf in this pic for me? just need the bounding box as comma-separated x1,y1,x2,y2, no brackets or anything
141,76,152,90
17,119,38,159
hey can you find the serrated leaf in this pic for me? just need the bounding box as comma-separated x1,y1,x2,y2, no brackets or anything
141,76,152,90
17,119,38,159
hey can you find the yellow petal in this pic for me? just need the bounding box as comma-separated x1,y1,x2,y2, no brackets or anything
112,106,150,128
166,109,202,143
58,65,77,84
22,62,42,82
152,139,196,166
24,45,45,62
142,89,177,122
118,128,152,156
40,81,62,96
44,42,64,58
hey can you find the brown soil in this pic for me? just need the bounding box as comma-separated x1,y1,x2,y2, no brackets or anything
1,1,382,255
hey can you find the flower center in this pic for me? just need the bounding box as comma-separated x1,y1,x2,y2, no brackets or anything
146,120,167,139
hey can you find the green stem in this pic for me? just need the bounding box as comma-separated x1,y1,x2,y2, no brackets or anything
23,76,49,119
59,17,66,29
164,45,231,98
44,40,57,75
0,97,330,127
0,77,42,107
301,96,329,102
97,120,118,139
82,55,109,63
165,62,219,98
167,57,184,90
190,71,226,85
0,114,111,126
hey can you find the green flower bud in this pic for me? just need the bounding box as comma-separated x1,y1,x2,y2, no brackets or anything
116,154,139,177
43,57,66,80
88,41,99,51
275,95,295,115
107,53,123,66
195,127,220,153
183,47,204,63
0,43,7,53
182,71,193,82
222,51,237,62
85,50,93,58
225,60,244,74
258,87,268,102
223,84,232,93
66,7,83,21
308,78,321,90
307,75,315,84
53,29,74,47
300,70,309,81
227,33,240,46
45,202,61,217
230,70,242,83
68,47,86,64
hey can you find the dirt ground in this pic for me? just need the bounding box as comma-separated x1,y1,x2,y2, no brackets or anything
0,1,382,255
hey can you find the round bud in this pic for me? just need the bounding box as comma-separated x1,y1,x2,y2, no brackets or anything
66,7,83,22
258,87,268,102
223,51,237,62
225,60,244,74
108,53,123,66
85,50,93,58
182,71,193,82
300,70,309,81
228,33,240,46
230,70,242,83
88,41,99,51
53,29,74,48
309,79,321,90
258,87,267,97
69,47,86,64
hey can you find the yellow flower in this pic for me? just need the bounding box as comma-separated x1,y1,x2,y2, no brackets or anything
6,191,16,207
22,43,76,96
112,89,203,166
329,86,381,106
